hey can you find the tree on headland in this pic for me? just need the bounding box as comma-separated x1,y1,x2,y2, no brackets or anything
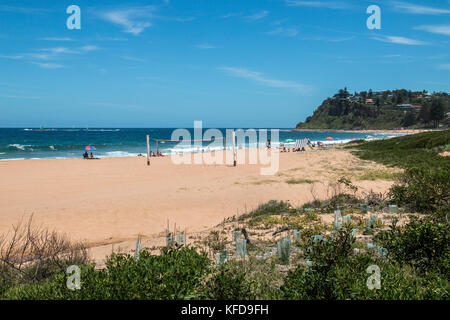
402,112,416,127
360,91,367,102
419,103,431,126
429,98,445,128
336,88,350,98
375,97,381,107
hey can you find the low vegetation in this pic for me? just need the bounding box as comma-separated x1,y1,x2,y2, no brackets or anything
285,179,315,184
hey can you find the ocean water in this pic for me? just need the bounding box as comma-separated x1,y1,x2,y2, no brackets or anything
0,128,403,160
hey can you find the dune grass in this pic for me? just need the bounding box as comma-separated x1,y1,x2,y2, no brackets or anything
357,169,399,181
285,179,315,184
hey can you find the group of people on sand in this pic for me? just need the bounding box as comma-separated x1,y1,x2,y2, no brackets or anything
279,139,325,153
137,151,164,157
83,151,95,159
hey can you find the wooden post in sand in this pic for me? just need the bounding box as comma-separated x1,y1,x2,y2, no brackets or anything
232,130,236,167
146,135,150,166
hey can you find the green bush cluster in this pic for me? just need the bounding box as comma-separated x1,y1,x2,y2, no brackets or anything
280,226,449,300
3,247,211,300
375,215,449,274
200,263,254,300
389,167,449,212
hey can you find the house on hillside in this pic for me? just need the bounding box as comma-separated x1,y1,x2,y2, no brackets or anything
396,104,413,110
396,104,421,111
366,99,375,104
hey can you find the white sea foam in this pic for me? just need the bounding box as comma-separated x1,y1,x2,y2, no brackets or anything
99,151,140,158
0,158,26,161
8,144,31,150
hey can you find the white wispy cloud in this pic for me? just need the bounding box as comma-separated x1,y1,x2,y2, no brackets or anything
219,67,311,93
36,45,98,57
373,35,428,45
27,53,53,60
1,45,99,68
96,36,128,41
100,6,156,35
31,62,64,69
285,1,350,9
302,36,354,42
244,10,269,21
41,47,78,54
0,54,24,60
392,2,450,15
267,27,299,37
415,25,450,36
438,64,450,70
80,45,99,52
196,44,217,49
39,37,73,41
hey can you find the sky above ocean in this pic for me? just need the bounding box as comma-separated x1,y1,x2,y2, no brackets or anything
0,0,449,128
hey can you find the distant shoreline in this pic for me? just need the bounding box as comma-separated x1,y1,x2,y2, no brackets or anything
292,128,435,134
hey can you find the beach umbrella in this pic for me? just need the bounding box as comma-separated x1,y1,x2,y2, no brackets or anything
325,137,334,140
84,145,96,151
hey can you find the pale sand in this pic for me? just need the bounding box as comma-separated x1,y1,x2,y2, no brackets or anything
0,147,396,260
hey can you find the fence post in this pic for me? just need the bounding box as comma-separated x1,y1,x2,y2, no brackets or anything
146,135,150,166
232,130,236,167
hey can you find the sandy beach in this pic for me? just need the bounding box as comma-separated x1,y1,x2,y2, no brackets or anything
0,147,397,260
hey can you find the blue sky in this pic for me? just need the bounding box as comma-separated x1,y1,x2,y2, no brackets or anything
0,0,449,128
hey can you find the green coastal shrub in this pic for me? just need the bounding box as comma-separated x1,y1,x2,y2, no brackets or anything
375,216,450,274
280,226,449,300
389,167,450,213
280,227,360,299
200,262,255,300
3,247,211,300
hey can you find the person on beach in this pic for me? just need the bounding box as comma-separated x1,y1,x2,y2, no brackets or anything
83,151,88,159
266,139,271,149
89,152,94,159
